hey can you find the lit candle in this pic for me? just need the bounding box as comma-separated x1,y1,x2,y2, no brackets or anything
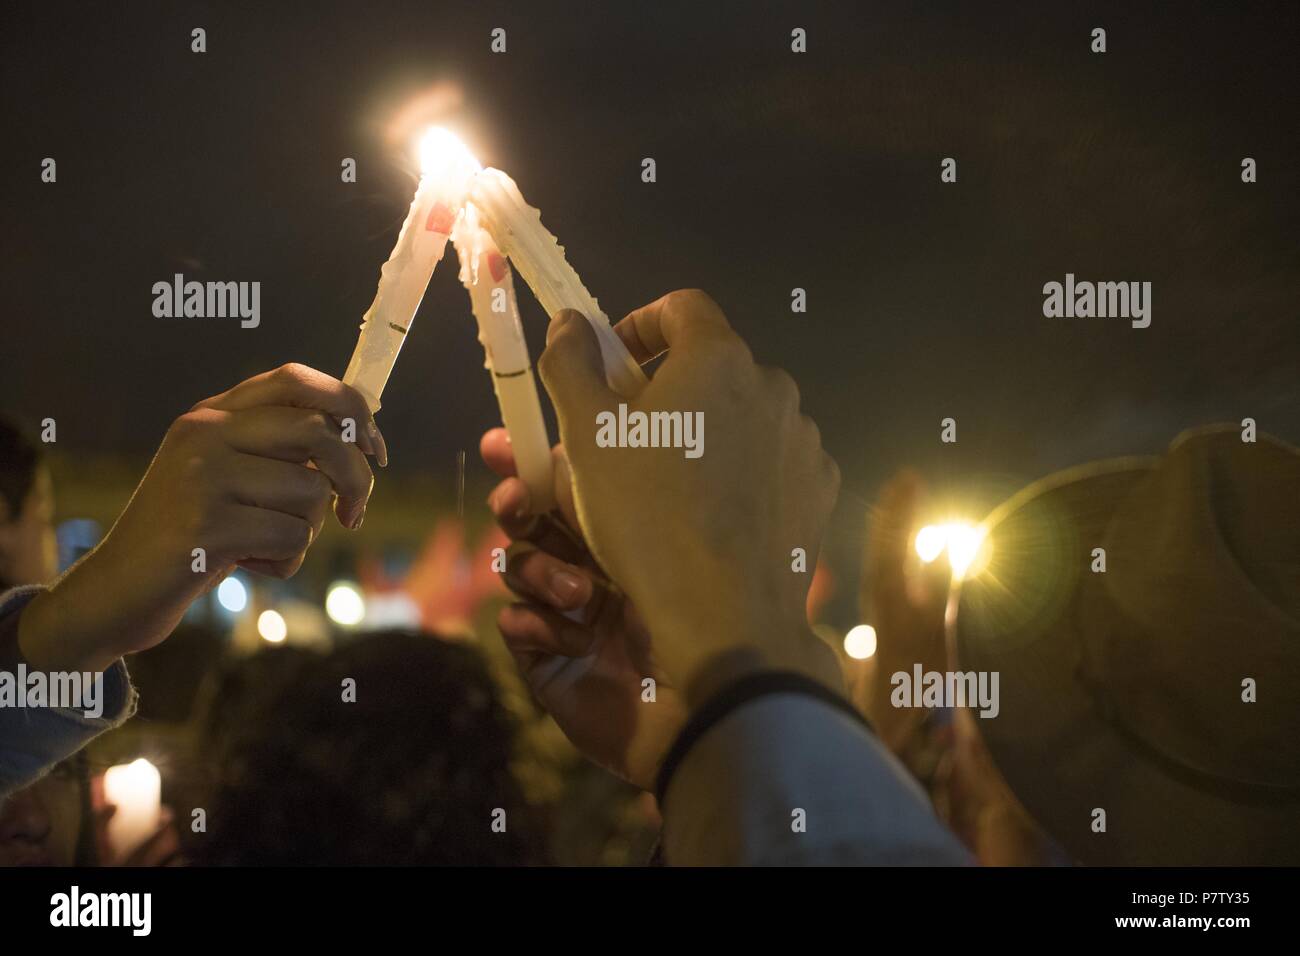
469,169,648,397
469,168,649,691
451,204,555,513
102,758,161,862
344,128,481,411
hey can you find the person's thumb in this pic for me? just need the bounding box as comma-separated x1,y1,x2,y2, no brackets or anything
539,310,617,436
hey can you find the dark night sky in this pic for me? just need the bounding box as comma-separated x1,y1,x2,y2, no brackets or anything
2,1,1297,558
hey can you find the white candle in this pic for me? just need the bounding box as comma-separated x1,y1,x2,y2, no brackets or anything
103,758,161,862
469,169,648,397
470,169,649,691
344,128,480,411
451,204,555,513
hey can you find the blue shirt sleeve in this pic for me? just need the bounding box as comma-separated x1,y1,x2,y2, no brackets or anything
0,585,137,797
661,691,974,865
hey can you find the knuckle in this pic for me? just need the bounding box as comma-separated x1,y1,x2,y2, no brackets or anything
274,362,310,386
496,606,527,646
293,519,314,552
306,468,333,499
273,518,313,559
800,413,822,446
767,367,801,408
664,288,719,317
309,410,335,441
271,556,303,580
168,407,215,441
824,453,842,498
359,463,376,497
537,343,561,379
714,332,753,368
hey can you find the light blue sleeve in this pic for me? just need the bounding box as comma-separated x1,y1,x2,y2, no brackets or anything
0,586,137,797
661,692,974,866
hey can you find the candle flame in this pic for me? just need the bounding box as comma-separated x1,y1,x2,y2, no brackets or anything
418,126,481,179
914,521,990,580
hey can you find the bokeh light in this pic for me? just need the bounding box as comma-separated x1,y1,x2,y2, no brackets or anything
216,576,247,613
257,609,287,643
325,582,366,627
843,624,878,660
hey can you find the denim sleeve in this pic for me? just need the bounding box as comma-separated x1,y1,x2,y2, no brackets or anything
0,585,137,797
661,692,974,866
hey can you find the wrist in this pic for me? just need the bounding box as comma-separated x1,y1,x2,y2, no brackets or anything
670,624,844,711
18,558,120,673
17,537,168,673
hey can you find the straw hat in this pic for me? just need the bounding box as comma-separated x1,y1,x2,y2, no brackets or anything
956,425,1300,864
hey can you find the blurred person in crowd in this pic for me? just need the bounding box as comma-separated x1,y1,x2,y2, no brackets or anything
1,366,384,796
954,425,1300,866
482,291,971,865
0,421,88,865
0,754,84,866
854,472,952,785
0,416,57,593
188,632,545,865
854,470,1061,865
853,429,1298,866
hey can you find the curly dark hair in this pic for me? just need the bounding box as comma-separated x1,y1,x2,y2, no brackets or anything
188,630,546,865
0,415,42,522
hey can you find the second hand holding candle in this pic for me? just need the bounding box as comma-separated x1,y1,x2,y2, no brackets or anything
470,170,655,693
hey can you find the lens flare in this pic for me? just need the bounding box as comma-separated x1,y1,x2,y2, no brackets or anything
914,521,991,578
915,525,948,563
945,523,988,580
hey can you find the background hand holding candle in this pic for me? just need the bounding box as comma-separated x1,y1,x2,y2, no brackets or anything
481,425,684,790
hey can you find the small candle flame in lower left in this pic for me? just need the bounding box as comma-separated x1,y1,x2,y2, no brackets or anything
103,758,161,861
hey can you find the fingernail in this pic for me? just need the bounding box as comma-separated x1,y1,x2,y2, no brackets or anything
346,501,366,530
367,419,388,468
549,569,584,606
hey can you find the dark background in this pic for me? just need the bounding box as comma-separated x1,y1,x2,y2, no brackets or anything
2,1,1296,585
